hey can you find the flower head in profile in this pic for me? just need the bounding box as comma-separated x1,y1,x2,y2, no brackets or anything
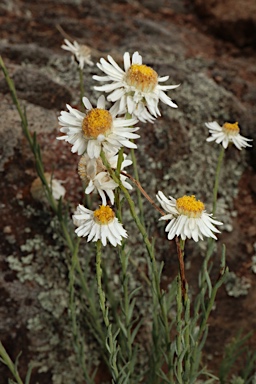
73,204,127,246
206,121,252,150
157,191,223,242
30,172,66,203
57,95,140,157
61,39,93,68
78,152,132,205
93,51,179,123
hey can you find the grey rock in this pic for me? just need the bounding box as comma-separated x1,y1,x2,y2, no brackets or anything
0,68,72,109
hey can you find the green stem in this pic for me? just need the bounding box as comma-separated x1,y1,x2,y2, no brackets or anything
101,150,172,380
114,147,124,222
74,251,106,344
0,56,58,212
68,240,95,384
124,112,144,224
95,241,120,381
176,275,183,384
184,293,191,382
119,247,133,363
101,151,154,261
130,145,145,226
176,238,187,301
189,247,226,378
197,245,227,341
212,146,225,216
0,342,24,384
116,147,124,176
0,57,32,146
79,67,85,110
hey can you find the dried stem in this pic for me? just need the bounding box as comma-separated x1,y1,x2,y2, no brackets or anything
120,171,165,215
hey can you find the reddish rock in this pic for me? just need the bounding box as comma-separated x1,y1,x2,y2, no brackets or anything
194,0,256,47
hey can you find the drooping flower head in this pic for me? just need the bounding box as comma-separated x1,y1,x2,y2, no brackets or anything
78,152,132,205
61,39,94,69
157,191,223,242
73,204,127,246
57,95,140,157
93,51,179,123
206,121,252,150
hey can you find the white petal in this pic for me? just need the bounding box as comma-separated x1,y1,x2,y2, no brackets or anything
82,97,93,110
123,52,131,72
97,95,106,109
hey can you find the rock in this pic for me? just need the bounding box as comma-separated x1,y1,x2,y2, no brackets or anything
0,68,72,109
194,0,256,47
0,41,59,66
0,93,58,171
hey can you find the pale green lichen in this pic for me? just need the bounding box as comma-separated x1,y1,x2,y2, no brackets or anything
6,212,100,383
225,271,251,297
38,290,68,319
230,376,245,384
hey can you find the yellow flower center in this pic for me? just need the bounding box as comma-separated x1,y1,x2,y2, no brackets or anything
126,64,158,92
82,108,112,139
94,205,115,225
176,195,205,218
222,122,240,135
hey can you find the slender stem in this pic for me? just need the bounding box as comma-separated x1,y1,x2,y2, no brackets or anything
197,245,227,341
119,247,133,364
116,147,124,176
212,146,225,216
101,150,172,379
124,112,145,225
79,68,85,110
0,342,24,384
175,275,183,384
101,151,154,262
74,252,106,343
68,240,95,384
114,148,124,222
120,171,164,215
175,238,187,301
0,56,59,213
0,57,32,146
95,241,119,381
184,293,191,382
130,145,145,226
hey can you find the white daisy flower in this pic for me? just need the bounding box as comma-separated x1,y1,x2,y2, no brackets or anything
57,95,140,157
206,121,252,150
30,172,66,202
73,204,127,246
93,51,179,123
157,191,223,242
61,39,93,68
78,152,132,205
